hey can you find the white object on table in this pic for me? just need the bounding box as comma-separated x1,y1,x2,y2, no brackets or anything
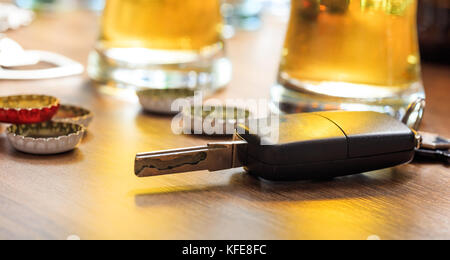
0,36,84,80
0,3,34,32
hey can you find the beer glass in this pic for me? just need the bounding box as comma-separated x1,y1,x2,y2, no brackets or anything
272,0,425,119
88,0,231,96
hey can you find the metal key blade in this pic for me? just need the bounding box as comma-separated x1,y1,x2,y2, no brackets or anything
415,132,450,164
135,141,248,177
419,132,450,150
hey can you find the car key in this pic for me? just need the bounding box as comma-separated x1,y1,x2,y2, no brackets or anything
135,111,420,181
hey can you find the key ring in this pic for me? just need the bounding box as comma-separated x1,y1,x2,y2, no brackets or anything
402,98,426,131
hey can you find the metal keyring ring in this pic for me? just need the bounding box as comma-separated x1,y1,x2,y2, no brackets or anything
402,98,426,131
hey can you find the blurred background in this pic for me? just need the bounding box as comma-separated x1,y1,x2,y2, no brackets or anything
5,0,448,62
417,0,450,64
1,0,448,119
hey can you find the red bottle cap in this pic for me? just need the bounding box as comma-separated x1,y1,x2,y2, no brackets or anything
0,95,60,124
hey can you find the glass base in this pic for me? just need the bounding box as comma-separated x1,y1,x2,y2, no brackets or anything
271,80,426,121
87,46,232,100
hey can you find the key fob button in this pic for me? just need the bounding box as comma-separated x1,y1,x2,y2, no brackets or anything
237,113,348,165
316,111,416,157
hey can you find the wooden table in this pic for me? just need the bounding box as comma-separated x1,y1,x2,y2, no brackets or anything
0,10,449,240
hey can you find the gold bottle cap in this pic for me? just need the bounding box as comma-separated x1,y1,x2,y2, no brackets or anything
52,104,93,128
182,105,252,136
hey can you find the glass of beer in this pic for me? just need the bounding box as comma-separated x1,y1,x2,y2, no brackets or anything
272,0,425,119
88,0,231,97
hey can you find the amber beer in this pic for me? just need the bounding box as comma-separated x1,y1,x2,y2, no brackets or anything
100,0,222,50
275,0,425,117
88,0,231,93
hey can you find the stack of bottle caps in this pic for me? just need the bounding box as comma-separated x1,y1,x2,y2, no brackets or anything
0,95,93,155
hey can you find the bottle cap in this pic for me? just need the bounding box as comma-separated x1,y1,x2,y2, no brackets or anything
137,88,195,115
52,104,93,128
6,122,85,155
0,95,59,124
182,105,252,136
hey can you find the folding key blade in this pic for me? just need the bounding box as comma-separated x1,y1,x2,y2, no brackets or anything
415,132,450,164
135,141,248,177
419,132,450,150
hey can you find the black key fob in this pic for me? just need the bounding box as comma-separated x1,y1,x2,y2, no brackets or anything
236,111,417,181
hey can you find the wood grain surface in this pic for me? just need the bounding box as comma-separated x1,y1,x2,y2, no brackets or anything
0,9,449,240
